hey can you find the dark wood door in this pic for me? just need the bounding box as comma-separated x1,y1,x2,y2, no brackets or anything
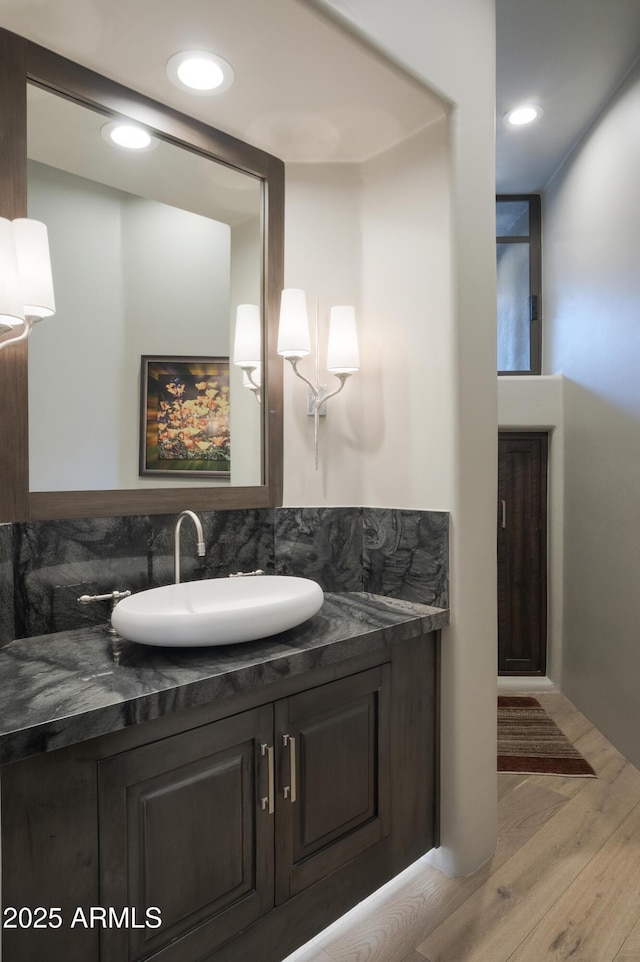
98,704,274,962
274,665,391,904
498,432,548,674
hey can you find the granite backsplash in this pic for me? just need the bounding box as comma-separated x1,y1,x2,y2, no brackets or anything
0,507,448,644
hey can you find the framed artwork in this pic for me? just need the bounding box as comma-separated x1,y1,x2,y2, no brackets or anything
140,356,231,477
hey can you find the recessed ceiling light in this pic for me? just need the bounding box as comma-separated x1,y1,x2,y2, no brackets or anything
101,122,157,151
166,50,234,95
504,104,543,127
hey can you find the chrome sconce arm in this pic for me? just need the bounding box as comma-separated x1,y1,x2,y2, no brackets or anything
240,363,262,403
288,358,351,409
288,359,353,471
0,316,34,352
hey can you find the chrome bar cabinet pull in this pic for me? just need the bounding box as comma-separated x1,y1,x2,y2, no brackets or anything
260,743,275,815
282,733,297,803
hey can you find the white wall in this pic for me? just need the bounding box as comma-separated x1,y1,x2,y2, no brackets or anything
282,126,452,507
28,162,126,491
498,375,564,685
544,59,640,767
230,217,263,486
28,163,236,491
283,162,364,504
360,122,454,509
297,0,498,877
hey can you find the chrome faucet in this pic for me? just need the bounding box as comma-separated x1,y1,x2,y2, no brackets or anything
174,510,206,584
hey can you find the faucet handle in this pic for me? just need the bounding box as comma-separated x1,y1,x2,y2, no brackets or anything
77,589,132,638
78,589,132,606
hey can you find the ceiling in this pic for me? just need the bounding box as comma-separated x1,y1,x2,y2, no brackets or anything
27,84,263,227
496,0,640,193
0,0,638,189
0,0,443,165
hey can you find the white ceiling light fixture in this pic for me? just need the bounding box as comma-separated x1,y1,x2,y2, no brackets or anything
101,122,158,151
504,103,543,127
167,50,234,95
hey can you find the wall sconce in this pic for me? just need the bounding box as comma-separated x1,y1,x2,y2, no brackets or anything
233,303,262,403
0,217,56,352
277,288,360,469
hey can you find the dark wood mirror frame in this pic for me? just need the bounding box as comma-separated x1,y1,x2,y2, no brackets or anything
0,27,284,523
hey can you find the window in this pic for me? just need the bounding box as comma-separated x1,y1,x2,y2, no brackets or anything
496,194,541,375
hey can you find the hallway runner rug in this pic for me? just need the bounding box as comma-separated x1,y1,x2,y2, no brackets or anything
498,696,596,777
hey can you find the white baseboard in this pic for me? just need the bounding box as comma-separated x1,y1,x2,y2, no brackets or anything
497,676,558,693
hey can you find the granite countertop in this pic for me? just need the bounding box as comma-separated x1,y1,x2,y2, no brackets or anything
0,592,448,766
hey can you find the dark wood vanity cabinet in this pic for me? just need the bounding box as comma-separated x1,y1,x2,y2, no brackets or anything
98,705,275,962
1,634,438,962
98,666,390,962
274,664,390,906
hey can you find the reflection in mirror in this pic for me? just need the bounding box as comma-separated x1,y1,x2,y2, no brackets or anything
27,84,263,492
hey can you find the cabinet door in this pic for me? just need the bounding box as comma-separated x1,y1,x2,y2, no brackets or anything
98,704,274,962
274,664,391,903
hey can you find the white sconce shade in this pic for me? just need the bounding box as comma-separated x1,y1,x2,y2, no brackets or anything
277,288,311,359
327,305,360,373
13,219,56,319
0,217,25,328
233,303,261,368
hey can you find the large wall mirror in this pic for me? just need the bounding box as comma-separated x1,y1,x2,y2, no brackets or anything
0,29,284,522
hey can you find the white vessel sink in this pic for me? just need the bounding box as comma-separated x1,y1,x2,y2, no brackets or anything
110,575,324,647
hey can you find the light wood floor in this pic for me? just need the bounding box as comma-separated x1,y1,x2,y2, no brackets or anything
284,692,640,962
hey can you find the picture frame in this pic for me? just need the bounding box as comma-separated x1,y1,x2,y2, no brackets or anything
140,355,231,478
